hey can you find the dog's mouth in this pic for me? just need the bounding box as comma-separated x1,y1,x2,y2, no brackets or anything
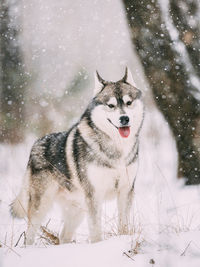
118,127,130,138
107,119,130,138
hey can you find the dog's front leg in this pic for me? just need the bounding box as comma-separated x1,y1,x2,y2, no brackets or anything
117,187,134,235
86,196,102,243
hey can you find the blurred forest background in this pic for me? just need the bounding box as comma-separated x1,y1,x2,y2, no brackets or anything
0,0,200,185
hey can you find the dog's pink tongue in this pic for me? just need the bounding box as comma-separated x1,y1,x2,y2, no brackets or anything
118,127,130,138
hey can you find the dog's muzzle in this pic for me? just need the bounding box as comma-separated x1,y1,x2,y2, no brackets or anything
107,117,131,138
119,115,129,126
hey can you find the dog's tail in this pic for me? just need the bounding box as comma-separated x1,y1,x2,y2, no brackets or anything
10,169,30,219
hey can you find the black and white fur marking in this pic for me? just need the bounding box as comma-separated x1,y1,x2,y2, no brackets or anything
10,68,144,244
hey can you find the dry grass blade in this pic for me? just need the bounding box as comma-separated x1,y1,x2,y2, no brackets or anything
129,230,143,255
123,252,135,261
40,226,60,245
180,241,192,256
132,240,142,255
0,240,21,257
14,231,25,247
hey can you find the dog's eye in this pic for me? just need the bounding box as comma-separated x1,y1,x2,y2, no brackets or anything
126,101,132,106
107,104,115,109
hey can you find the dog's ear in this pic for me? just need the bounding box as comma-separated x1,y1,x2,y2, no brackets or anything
121,67,137,87
94,71,106,95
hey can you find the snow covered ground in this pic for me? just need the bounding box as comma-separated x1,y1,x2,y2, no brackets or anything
1,0,200,266
3,233,200,267
1,109,200,267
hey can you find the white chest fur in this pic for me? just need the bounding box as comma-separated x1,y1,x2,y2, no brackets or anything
87,159,138,201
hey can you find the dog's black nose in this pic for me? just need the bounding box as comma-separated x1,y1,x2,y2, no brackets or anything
119,116,129,126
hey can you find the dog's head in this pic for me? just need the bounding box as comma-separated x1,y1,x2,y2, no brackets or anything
91,68,144,139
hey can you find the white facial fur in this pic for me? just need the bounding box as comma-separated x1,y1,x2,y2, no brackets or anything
107,97,117,107
123,95,132,105
91,98,144,140
124,99,144,130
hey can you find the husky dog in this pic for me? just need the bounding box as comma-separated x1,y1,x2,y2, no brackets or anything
11,68,144,244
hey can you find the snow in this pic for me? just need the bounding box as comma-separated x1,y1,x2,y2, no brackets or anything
2,233,200,267
1,109,200,267
3,237,132,267
1,0,200,266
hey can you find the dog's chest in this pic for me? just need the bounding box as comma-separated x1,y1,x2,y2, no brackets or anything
86,160,137,199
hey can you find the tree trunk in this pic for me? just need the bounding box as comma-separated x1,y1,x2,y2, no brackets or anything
0,0,26,143
122,0,200,184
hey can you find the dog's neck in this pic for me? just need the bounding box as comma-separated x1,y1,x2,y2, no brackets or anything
77,117,139,162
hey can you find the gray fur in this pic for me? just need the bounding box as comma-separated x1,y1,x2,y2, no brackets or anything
10,70,144,244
